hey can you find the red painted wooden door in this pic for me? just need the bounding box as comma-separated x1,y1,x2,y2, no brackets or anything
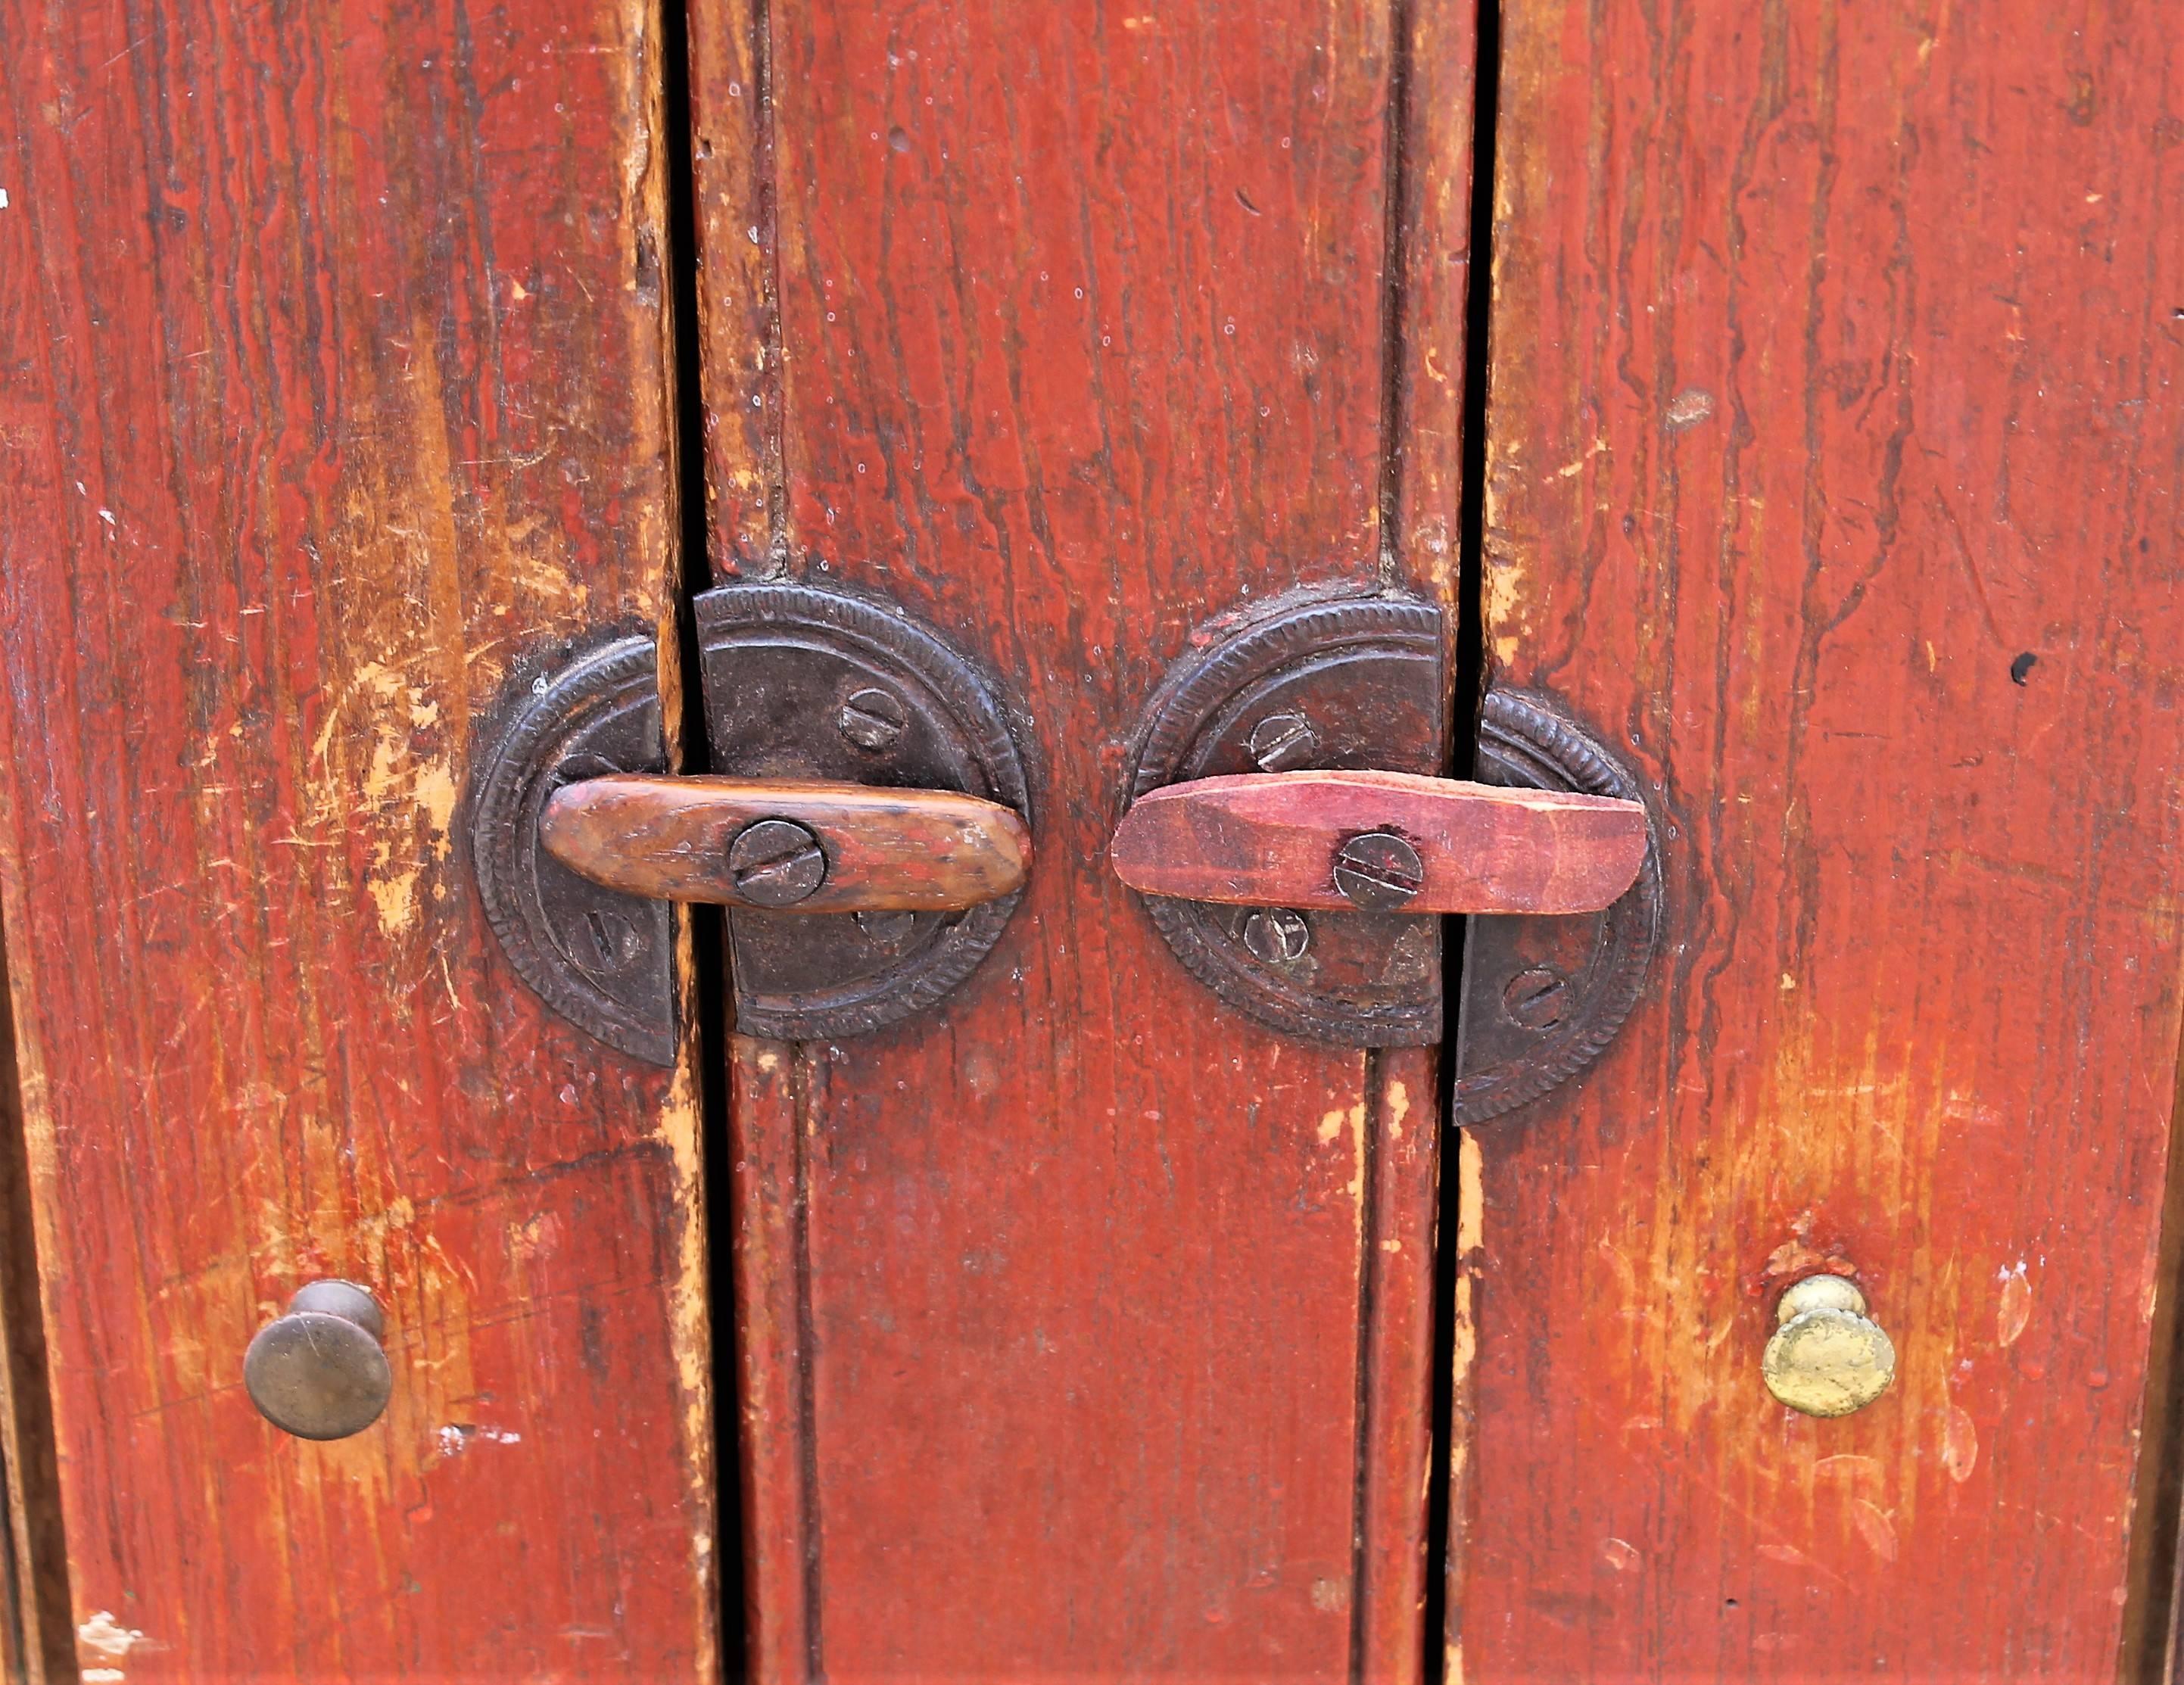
0,2,716,1678
684,0,1472,1677
7,0,2184,1680
1451,2,2184,1680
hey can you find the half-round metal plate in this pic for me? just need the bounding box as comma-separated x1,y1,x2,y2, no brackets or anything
1123,596,1448,1047
466,632,677,1065
1450,688,1662,1125
696,581,1031,1041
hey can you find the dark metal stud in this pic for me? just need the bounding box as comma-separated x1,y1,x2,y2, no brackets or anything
1500,964,1570,1029
1240,908,1311,964
837,685,908,752
1247,711,1319,771
243,1279,392,1442
854,908,919,952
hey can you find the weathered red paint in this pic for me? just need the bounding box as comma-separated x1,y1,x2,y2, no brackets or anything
0,2,714,1677
688,0,1475,1675
1457,1,2184,1677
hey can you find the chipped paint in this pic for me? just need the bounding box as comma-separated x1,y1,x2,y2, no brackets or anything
658,1043,720,1609
1996,1262,2033,1348
437,1424,524,1456
1942,1406,1980,1482
78,1610,148,1678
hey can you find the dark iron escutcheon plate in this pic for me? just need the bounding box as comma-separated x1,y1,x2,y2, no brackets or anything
1451,688,1663,1126
696,581,1030,1041
469,633,678,1066
1125,596,1448,1046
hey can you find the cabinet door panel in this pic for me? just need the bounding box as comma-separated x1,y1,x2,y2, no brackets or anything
0,4,714,1677
687,2,1475,1677
1458,2,2184,1677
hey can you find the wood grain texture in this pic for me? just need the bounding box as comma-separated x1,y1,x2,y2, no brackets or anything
0,2,715,1677
688,0,1471,1675
1457,1,2184,1677
1111,771,1648,914
544,775,1030,908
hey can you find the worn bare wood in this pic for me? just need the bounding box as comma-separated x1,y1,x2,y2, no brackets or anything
1112,771,1647,914
1454,1,2184,1678
543,775,1030,909
0,2,715,1676
0,902,64,1685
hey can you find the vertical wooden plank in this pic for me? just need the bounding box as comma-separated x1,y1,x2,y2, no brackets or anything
0,2,715,1677
1461,0,2184,1677
687,0,1471,1675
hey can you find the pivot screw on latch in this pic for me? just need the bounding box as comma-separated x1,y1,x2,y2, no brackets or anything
1332,830,1425,911
727,818,830,907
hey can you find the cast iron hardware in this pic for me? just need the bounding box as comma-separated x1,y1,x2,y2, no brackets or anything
1115,596,1659,1082
469,632,679,1066
1448,688,1664,1125
244,1280,391,1442
1116,596,1453,1045
469,584,1033,1057
694,581,1033,1039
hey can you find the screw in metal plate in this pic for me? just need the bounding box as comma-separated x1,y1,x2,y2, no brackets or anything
854,908,919,952
837,685,909,752
727,818,829,907
1240,907,1310,964
1500,964,1570,1029
1332,830,1424,911
1246,711,1320,772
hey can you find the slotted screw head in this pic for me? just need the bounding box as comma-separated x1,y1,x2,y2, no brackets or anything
727,818,828,907
837,686,908,752
1247,711,1320,772
1332,830,1424,911
1241,908,1310,964
855,908,918,952
1501,965,1570,1029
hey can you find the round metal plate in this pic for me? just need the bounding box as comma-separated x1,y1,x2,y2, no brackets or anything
696,582,1031,1041
1123,596,1447,1047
